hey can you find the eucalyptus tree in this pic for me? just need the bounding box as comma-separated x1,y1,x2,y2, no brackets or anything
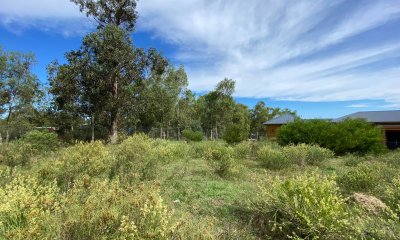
71,0,138,31
199,78,236,139
0,51,40,142
50,25,146,143
140,57,189,139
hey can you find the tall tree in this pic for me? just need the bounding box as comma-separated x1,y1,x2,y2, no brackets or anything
50,25,146,143
199,78,236,139
0,48,7,116
140,61,189,139
71,0,138,31
0,51,40,142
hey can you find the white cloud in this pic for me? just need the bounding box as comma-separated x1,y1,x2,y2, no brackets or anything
137,0,400,107
0,0,93,36
1,0,400,107
347,104,372,108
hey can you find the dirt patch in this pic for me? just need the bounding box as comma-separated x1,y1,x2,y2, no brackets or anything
352,192,388,214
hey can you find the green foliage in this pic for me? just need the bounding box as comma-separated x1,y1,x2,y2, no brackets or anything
20,130,59,153
251,172,355,239
62,179,178,240
222,123,249,144
277,119,386,155
256,144,288,170
202,143,235,177
233,140,260,159
111,134,154,182
71,0,139,32
0,50,41,142
256,143,333,170
0,174,63,239
0,142,35,167
285,143,334,166
39,141,112,190
337,161,393,193
384,177,400,217
182,129,203,142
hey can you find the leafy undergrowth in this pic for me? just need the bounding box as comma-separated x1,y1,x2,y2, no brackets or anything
1,136,400,239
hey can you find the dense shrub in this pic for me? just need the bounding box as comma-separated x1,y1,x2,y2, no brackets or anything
233,140,260,159
287,143,334,166
384,178,400,217
150,139,190,161
277,119,386,155
0,142,34,167
0,175,63,239
190,141,225,158
182,129,203,142
39,141,112,190
20,130,59,153
112,134,155,182
251,172,355,239
337,162,393,193
203,143,234,177
222,124,248,144
256,144,288,170
62,179,179,240
256,144,333,170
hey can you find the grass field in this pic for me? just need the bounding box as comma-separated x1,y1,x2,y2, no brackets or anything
1,134,400,239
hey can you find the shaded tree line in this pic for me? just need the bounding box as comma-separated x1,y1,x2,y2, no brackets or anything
0,0,294,143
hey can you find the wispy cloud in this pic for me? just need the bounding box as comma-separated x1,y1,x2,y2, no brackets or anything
0,0,94,36
1,0,400,108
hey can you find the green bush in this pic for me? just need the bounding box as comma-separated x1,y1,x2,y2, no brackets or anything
62,179,179,240
190,141,224,158
256,144,333,170
277,119,386,155
182,129,203,142
233,140,260,159
203,143,234,177
288,143,334,165
256,145,289,170
0,174,63,239
111,134,155,182
222,124,249,144
251,172,355,239
383,177,400,217
20,130,59,153
39,141,112,190
337,162,393,193
0,142,35,167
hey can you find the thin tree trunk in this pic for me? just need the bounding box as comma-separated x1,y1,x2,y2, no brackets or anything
91,114,95,142
110,114,118,143
177,127,181,140
5,130,9,145
110,78,119,144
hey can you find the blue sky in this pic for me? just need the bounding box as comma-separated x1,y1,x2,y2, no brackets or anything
1,0,400,118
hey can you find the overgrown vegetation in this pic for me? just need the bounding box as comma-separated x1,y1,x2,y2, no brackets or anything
1,133,400,239
277,119,386,155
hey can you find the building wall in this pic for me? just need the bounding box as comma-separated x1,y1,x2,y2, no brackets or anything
266,124,282,139
378,123,400,149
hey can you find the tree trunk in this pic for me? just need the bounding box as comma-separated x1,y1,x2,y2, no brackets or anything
110,114,118,144
5,130,9,145
5,103,12,144
176,127,181,140
109,78,119,144
91,114,95,142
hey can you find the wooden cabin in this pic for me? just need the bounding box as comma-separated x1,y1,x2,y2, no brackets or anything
264,113,296,139
264,110,400,149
